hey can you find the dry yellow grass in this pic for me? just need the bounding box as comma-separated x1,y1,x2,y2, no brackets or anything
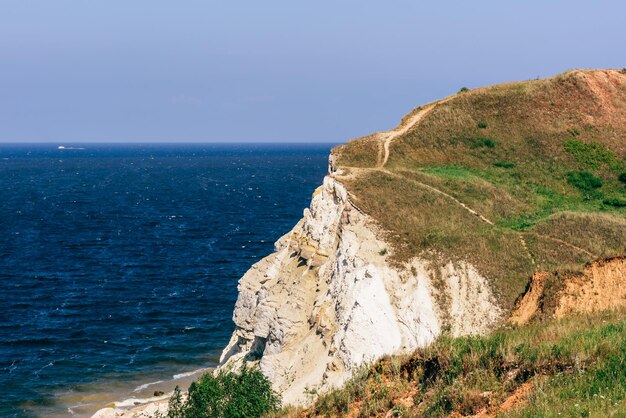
332,69,626,309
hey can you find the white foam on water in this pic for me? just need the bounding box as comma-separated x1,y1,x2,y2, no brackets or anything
133,380,164,392
173,368,207,380
114,393,170,408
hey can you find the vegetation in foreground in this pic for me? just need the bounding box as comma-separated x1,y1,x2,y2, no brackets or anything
277,310,626,417
158,365,280,418
155,311,626,418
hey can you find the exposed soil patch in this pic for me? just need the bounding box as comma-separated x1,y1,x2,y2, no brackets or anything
555,256,626,319
509,272,550,325
461,380,535,418
510,256,626,325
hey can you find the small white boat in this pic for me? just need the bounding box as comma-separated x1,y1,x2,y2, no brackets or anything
57,146,85,150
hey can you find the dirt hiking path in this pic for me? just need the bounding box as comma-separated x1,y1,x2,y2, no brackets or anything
334,94,596,266
377,97,453,168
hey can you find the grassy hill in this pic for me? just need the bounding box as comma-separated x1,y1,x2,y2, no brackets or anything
332,69,626,309
281,70,626,417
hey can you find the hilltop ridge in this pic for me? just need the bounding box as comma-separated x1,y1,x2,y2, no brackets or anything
332,69,625,309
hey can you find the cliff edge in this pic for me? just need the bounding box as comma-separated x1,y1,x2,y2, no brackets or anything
219,69,626,405
219,177,502,404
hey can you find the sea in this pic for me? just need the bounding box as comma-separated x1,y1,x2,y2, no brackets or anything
0,143,333,417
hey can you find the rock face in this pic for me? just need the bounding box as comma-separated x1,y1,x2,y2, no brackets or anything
219,171,503,405
510,257,626,326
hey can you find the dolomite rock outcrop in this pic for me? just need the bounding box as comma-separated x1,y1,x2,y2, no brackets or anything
219,171,504,405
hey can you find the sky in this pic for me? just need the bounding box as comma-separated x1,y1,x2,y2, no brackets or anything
0,1,624,143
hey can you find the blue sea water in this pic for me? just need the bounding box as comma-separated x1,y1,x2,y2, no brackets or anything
0,143,332,417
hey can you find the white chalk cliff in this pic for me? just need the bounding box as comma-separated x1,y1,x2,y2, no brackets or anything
218,159,503,405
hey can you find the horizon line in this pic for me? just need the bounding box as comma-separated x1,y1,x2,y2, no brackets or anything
0,141,341,145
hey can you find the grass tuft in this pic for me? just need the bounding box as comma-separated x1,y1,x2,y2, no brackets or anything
494,161,516,168
563,139,619,170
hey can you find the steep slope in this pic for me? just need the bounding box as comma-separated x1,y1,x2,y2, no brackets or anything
219,178,502,405
219,69,626,406
282,310,626,417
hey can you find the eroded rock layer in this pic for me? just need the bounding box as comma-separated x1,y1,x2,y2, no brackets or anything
219,174,503,405
510,257,626,325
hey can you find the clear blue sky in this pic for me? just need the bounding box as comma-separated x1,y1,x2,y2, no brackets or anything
1,1,624,143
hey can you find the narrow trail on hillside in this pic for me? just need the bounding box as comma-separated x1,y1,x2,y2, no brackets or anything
334,95,595,266
377,106,432,167
377,97,453,168
373,97,540,263
528,233,597,259
338,96,497,227
518,235,536,266
379,168,495,225
339,166,538,264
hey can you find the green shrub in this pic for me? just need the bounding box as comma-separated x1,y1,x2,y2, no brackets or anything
563,139,619,170
603,198,626,207
619,172,626,185
477,121,488,129
465,137,496,149
566,171,602,191
493,161,516,168
161,365,280,418
458,87,469,93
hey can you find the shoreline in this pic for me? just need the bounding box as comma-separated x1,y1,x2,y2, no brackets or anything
29,366,212,418
87,367,210,418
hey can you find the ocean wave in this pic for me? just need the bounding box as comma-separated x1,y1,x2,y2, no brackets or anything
133,380,164,392
172,368,207,380
114,392,170,408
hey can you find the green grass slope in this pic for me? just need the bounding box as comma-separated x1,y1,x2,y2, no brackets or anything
333,69,626,309
278,310,626,417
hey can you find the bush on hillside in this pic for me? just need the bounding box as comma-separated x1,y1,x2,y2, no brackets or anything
619,172,626,185
160,365,280,418
493,161,516,168
603,198,626,207
465,137,496,149
563,139,619,169
566,171,602,191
